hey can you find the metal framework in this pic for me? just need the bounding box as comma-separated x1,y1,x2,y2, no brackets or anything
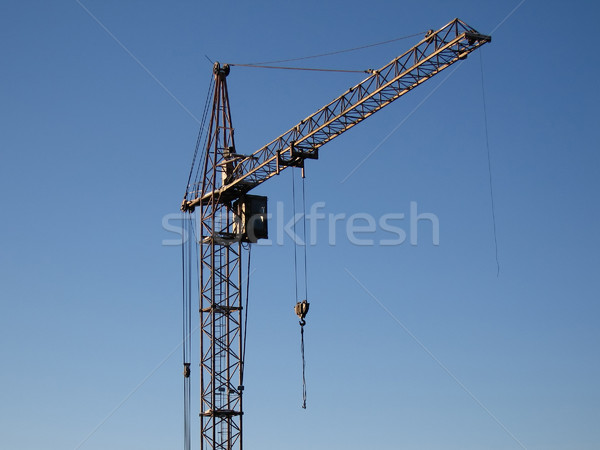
197,63,243,450
182,18,490,212
181,18,490,450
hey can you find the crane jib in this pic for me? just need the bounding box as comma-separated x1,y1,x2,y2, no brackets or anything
182,18,490,210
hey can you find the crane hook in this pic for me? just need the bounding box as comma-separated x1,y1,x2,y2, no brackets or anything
294,300,310,409
294,300,309,326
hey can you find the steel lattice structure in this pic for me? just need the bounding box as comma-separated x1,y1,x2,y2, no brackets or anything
197,64,243,450
181,18,490,450
182,19,490,213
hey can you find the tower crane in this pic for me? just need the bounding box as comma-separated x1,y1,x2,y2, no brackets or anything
180,18,491,450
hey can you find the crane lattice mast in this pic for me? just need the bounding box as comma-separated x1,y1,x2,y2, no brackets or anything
181,18,490,450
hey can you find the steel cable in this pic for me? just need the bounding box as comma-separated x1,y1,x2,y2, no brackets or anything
479,51,501,277
243,31,427,65
229,63,370,74
187,75,215,195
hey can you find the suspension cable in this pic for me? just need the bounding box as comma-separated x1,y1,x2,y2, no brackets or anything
182,77,215,449
301,175,309,301
479,51,501,277
185,74,214,197
192,76,215,189
243,30,427,65
240,243,252,385
300,319,307,409
291,169,300,303
229,63,371,74
182,215,193,450
291,168,310,409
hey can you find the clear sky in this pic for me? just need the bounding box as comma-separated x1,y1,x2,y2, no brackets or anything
1,1,599,449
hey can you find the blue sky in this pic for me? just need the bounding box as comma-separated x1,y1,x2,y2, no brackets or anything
1,1,599,449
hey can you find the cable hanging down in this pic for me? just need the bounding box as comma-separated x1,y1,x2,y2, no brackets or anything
291,168,310,409
240,244,252,387
295,299,310,409
181,215,195,450
479,51,501,277
181,75,214,450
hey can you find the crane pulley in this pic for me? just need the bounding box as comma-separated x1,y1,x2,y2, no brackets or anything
294,299,310,327
181,18,491,450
